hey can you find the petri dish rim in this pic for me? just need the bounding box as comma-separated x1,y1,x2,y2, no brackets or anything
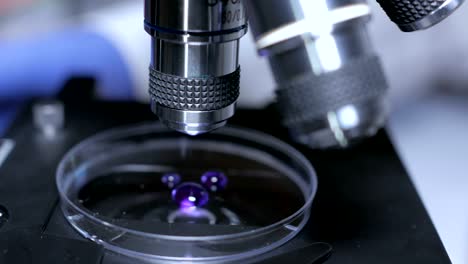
56,123,318,242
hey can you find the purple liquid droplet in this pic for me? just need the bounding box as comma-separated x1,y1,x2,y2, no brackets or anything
172,182,209,208
161,173,181,189
200,171,228,192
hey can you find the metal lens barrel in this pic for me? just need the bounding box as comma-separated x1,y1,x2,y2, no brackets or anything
245,0,388,148
144,0,248,135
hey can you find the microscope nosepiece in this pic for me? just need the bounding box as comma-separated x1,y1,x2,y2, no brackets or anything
144,0,247,135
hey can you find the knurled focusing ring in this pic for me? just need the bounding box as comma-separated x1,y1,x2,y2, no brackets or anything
149,67,240,111
376,0,464,31
276,56,388,126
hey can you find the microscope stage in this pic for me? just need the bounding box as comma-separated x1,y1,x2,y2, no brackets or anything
0,83,450,264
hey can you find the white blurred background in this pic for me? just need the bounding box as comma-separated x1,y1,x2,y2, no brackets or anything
1,1,468,263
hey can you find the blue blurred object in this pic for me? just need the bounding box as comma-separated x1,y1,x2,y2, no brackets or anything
0,27,133,135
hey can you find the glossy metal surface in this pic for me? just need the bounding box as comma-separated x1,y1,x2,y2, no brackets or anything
266,25,374,81
289,97,387,148
145,0,247,135
245,0,386,148
151,101,236,135
246,0,373,76
151,39,239,78
144,0,246,33
398,0,465,32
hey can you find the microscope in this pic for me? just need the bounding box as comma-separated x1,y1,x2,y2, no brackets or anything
0,1,465,264
144,0,464,148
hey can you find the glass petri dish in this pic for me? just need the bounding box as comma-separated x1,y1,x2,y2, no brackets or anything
56,124,318,263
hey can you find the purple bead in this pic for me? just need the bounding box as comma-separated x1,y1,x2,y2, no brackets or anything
161,173,181,189
172,182,209,208
200,171,228,192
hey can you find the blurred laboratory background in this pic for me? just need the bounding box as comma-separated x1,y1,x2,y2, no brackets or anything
1,0,467,263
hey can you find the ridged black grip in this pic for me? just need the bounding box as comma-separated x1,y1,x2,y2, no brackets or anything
276,56,388,126
376,0,446,25
149,68,240,111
